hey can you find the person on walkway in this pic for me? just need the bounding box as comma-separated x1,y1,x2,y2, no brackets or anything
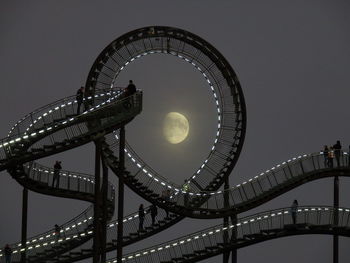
162,189,171,218
291,199,298,225
4,244,12,263
126,80,136,96
52,161,62,188
54,224,61,240
182,180,190,207
323,145,329,168
149,204,158,225
138,204,145,231
76,87,84,115
328,147,334,168
333,140,342,167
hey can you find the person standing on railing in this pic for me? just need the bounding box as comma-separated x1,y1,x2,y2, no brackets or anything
323,145,329,167
291,199,298,225
333,140,342,167
328,147,335,168
52,161,62,188
4,244,12,263
138,204,145,231
76,87,84,115
149,204,158,225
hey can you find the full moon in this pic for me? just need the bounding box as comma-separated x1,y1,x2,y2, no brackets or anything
163,112,189,144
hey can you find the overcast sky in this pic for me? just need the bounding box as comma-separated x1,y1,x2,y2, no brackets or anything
1,1,350,262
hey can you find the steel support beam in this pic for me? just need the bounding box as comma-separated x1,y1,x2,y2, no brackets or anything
333,175,339,263
101,156,109,263
117,126,125,263
223,177,230,263
231,213,237,263
20,187,28,263
93,140,102,263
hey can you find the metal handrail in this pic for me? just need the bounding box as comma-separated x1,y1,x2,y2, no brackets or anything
108,206,350,263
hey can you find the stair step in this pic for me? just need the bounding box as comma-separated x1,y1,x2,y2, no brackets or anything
43,144,57,149
194,249,206,255
58,255,71,259
243,233,262,240
106,242,114,249
53,118,65,122
150,193,158,198
31,148,45,153
260,228,281,234
144,189,153,194
205,245,219,250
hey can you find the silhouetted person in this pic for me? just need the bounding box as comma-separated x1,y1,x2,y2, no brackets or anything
328,147,334,168
333,140,342,167
323,145,329,168
182,180,190,207
52,161,62,188
122,80,136,108
162,189,171,218
149,204,158,225
83,86,94,111
4,244,12,263
54,224,61,241
126,80,136,95
76,87,84,115
138,204,145,231
291,199,298,225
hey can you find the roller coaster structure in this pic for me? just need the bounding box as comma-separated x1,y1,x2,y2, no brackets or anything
0,26,349,263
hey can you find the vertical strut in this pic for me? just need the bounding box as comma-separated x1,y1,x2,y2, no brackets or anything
223,177,230,263
117,126,125,263
231,213,237,263
93,139,102,263
21,187,28,263
333,175,339,263
101,156,109,262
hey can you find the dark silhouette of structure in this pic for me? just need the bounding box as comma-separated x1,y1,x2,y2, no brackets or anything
0,26,348,263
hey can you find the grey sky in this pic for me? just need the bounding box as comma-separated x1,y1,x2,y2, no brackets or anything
1,1,350,262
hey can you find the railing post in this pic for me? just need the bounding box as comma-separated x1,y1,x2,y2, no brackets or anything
117,126,125,263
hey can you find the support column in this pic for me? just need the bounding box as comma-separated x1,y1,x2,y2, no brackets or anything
231,213,237,263
117,126,125,263
21,187,28,263
223,177,230,263
93,140,102,263
101,157,109,263
333,175,339,263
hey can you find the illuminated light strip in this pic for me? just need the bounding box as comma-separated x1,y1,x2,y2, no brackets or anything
112,51,223,196
119,207,341,261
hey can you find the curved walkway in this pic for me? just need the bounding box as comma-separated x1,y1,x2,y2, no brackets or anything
106,206,350,263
